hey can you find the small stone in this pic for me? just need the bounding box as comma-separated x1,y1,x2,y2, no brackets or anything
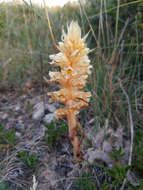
43,113,55,124
33,102,57,120
15,105,21,112
46,104,56,113
15,132,21,138
1,98,8,104
19,119,23,124
85,149,112,166
33,102,45,120
102,141,112,153
2,113,8,120
33,110,43,120
14,123,25,132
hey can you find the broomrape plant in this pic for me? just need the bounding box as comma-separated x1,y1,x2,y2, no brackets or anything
48,21,92,161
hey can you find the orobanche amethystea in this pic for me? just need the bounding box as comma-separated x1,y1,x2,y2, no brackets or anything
48,21,92,161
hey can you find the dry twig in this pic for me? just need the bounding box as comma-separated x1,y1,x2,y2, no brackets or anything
119,78,134,190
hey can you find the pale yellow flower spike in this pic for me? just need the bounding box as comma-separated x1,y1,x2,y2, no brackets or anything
48,21,92,161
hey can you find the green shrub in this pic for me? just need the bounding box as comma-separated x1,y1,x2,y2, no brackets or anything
45,120,68,148
132,129,143,177
0,124,17,154
75,172,96,190
18,151,38,169
0,182,9,190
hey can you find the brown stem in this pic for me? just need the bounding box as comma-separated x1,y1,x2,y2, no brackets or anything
67,109,81,161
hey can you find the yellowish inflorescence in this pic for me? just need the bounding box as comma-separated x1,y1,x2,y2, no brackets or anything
48,21,92,161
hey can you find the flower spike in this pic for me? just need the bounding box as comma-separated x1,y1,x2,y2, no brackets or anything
48,21,92,161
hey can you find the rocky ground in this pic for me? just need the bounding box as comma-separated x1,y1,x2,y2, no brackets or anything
0,88,139,190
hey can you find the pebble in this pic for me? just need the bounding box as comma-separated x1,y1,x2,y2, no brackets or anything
1,113,8,120
46,104,56,113
43,113,55,124
15,132,21,138
32,102,56,120
32,102,45,120
1,98,8,104
14,123,25,132
15,105,21,112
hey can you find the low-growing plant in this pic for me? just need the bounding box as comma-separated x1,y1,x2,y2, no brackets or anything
45,120,68,148
0,124,16,153
101,148,132,190
109,147,126,165
138,180,143,190
0,182,9,190
132,129,143,178
18,151,38,169
102,165,131,189
75,172,96,190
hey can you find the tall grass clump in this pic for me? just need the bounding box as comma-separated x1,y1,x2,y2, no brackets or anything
77,0,143,188
0,1,81,90
79,0,143,128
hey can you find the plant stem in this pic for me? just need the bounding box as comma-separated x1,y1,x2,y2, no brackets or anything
67,109,81,161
